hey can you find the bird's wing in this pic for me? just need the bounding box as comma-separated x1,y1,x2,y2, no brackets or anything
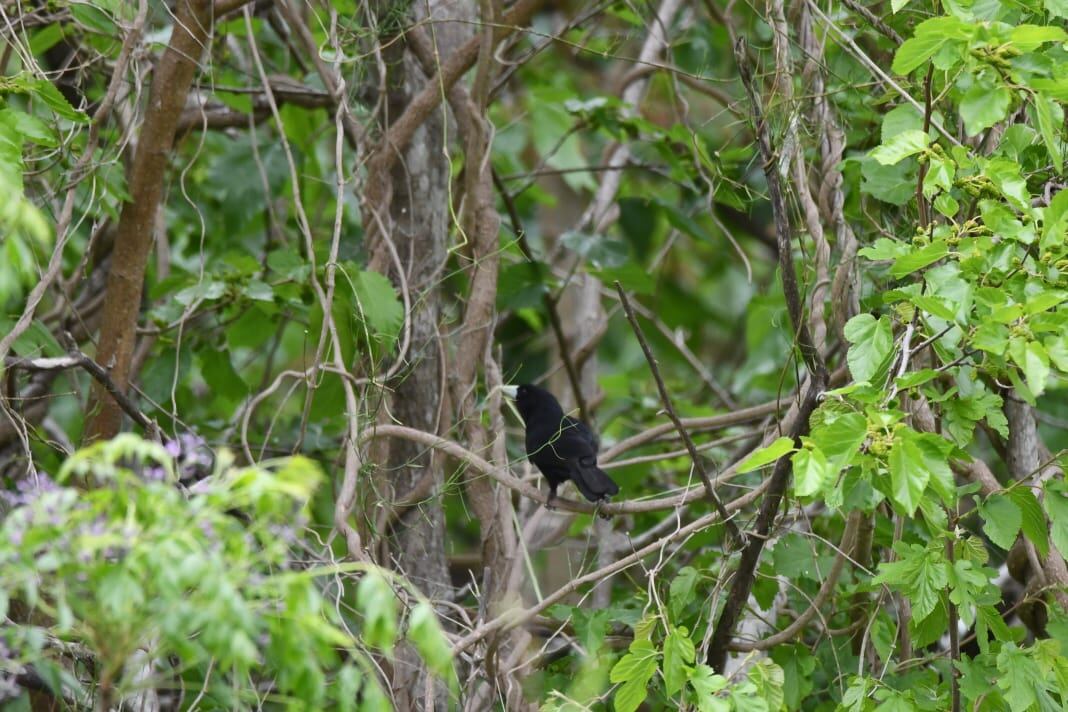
562,415,599,451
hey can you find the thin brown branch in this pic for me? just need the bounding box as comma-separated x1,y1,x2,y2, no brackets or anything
492,167,590,423
705,32,831,672
730,510,860,651
614,282,742,544
85,0,214,441
451,480,769,657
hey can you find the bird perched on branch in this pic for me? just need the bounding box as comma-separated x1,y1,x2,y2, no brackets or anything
502,384,619,508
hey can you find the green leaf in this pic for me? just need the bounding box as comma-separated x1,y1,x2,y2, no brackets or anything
1033,93,1063,174
933,193,959,218
350,269,404,342
690,664,729,712
408,602,455,683
356,571,397,653
960,82,1010,136
0,108,57,148
890,240,948,277
1044,481,1068,557
844,314,894,382
888,434,930,515
981,494,1022,551
873,542,948,622
792,445,832,498
996,643,1046,712
892,17,972,75
737,437,795,473
1008,338,1050,396
1009,24,1068,51
611,639,658,712
1008,487,1049,558
26,78,89,123
670,567,699,619
809,411,868,471
1047,0,1068,18
663,626,696,696
747,659,785,711
871,130,930,165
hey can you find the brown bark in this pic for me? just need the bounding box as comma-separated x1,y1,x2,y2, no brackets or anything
1003,395,1068,610
372,4,474,709
84,0,214,441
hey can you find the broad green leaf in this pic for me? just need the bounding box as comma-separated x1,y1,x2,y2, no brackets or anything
844,314,894,382
1008,487,1049,558
737,437,795,473
809,411,868,471
1008,338,1050,396
356,572,397,653
996,644,1046,712
892,17,973,75
670,567,699,619
690,665,728,712
663,626,696,696
792,446,832,497
960,82,1010,136
747,659,785,711
981,494,1022,551
873,542,947,622
986,158,1030,210
933,193,959,218
408,603,455,683
1010,24,1068,51
611,639,658,712
888,434,930,514
871,130,930,165
890,240,948,277
350,269,404,342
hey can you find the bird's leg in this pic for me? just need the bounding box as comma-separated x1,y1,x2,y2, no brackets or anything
545,484,558,510
595,497,611,520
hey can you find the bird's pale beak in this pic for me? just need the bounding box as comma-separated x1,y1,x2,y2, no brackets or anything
500,385,519,399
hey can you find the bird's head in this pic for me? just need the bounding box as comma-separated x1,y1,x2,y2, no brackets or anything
500,383,562,422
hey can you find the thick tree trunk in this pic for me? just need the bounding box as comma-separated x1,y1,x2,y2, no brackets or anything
370,3,472,708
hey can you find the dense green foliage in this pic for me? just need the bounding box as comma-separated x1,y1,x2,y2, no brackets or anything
1,0,1068,710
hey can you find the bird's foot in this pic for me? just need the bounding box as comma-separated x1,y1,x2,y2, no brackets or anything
545,493,557,511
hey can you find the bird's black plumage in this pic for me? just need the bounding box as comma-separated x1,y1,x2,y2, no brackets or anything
510,384,619,507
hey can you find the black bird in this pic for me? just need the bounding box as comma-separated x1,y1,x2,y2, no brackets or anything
502,384,619,507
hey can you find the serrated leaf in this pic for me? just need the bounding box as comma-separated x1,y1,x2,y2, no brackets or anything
690,664,728,712
663,626,696,696
350,269,404,342
737,437,795,473
981,494,1022,551
873,542,947,622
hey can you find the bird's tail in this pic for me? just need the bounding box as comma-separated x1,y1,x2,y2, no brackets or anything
571,461,620,502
